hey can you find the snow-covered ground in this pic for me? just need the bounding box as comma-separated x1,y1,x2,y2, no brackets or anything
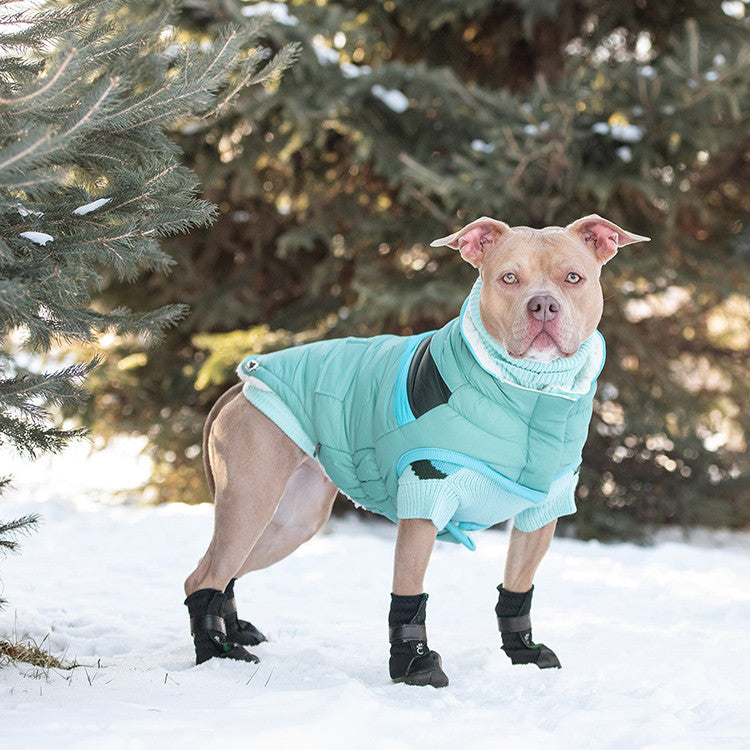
1,442,749,749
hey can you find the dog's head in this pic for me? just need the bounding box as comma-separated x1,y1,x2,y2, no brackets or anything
431,215,649,361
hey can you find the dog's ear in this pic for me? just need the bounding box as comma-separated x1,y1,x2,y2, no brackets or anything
430,217,510,267
567,215,650,264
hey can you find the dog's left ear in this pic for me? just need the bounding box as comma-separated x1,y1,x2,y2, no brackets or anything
567,215,650,264
430,217,510,268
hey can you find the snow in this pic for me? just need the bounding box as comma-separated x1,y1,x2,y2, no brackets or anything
310,37,371,78
341,62,372,79
16,203,43,218
312,37,340,66
523,123,550,136
610,123,645,143
72,198,111,216
371,84,410,113
616,146,633,163
1,443,750,749
471,139,496,154
591,122,645,143
19,231,53,245
240,1,299,26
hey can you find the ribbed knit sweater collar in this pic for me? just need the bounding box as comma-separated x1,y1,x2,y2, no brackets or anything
459,278,605,396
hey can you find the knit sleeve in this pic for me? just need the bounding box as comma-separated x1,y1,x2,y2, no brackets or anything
513,469,579,532
396,461,461,531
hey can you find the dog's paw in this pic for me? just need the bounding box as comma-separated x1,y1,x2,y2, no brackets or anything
392,650,449,688
533,644,561,669
503,640,561,669
228,618,267,647
194,635,260,665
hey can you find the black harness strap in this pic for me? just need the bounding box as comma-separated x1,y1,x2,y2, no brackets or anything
406,334,452,419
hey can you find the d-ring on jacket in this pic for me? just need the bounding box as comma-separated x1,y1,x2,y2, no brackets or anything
238,279,605,549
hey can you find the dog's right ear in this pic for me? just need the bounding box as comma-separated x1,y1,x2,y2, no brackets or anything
430,217,509,267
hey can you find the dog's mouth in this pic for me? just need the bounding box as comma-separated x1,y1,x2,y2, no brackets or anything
511,328,578,361
521,331,563,361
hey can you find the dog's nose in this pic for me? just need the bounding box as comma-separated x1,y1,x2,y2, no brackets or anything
527,295,560,321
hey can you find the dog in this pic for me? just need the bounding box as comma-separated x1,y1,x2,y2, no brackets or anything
183,215,649,687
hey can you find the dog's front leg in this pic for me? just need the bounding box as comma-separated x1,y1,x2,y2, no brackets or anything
503,519,557,592
388,519,448,687
392,518,436,595
496,520,561,669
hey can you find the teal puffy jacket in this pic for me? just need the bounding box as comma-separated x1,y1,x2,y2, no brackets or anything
237,295,601,529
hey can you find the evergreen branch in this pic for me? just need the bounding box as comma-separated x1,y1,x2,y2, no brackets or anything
206,43,299,117
113,26,267,133
196,27,238,88
75,149,128,167
142,208,217,236
0,129,50,173
0,168,58,190
0,415,88,459
0,360,97,408
145,163,179,187
93,303,190,340
0,515,40,556
102,164,183,211
0,47,76,107
0,75,121,172
63,75,120,139
113,85,215,132
0,0,298,517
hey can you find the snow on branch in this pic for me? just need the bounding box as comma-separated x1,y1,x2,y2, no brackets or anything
73,198,111,215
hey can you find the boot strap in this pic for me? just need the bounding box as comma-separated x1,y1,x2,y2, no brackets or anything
497,614,531,633
190,614,227,636
389,623,427,642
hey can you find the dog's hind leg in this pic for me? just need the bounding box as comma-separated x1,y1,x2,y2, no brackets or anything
185,395,306,596
235,457,338,574
213,458,337,649
183,395,306,664
201,381,243,499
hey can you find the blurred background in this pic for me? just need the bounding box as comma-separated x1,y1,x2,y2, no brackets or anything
61,0,750,541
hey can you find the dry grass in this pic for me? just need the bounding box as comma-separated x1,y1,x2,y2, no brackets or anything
0,634,72,671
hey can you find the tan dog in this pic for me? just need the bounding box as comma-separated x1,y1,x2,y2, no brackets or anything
184,215,648,685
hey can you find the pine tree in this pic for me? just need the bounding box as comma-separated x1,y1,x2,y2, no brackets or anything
0,0,295,607
0,505,39,610
80,1,749,539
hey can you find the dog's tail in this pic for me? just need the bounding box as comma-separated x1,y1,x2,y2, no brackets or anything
202,382,244,500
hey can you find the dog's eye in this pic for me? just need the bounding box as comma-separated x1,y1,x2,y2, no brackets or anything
565,272,582,284
501,272,518,284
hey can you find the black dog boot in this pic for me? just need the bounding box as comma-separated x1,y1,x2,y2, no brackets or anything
495,585,561,669
185,588,259,665
222,578,267,647
389,593,449,688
